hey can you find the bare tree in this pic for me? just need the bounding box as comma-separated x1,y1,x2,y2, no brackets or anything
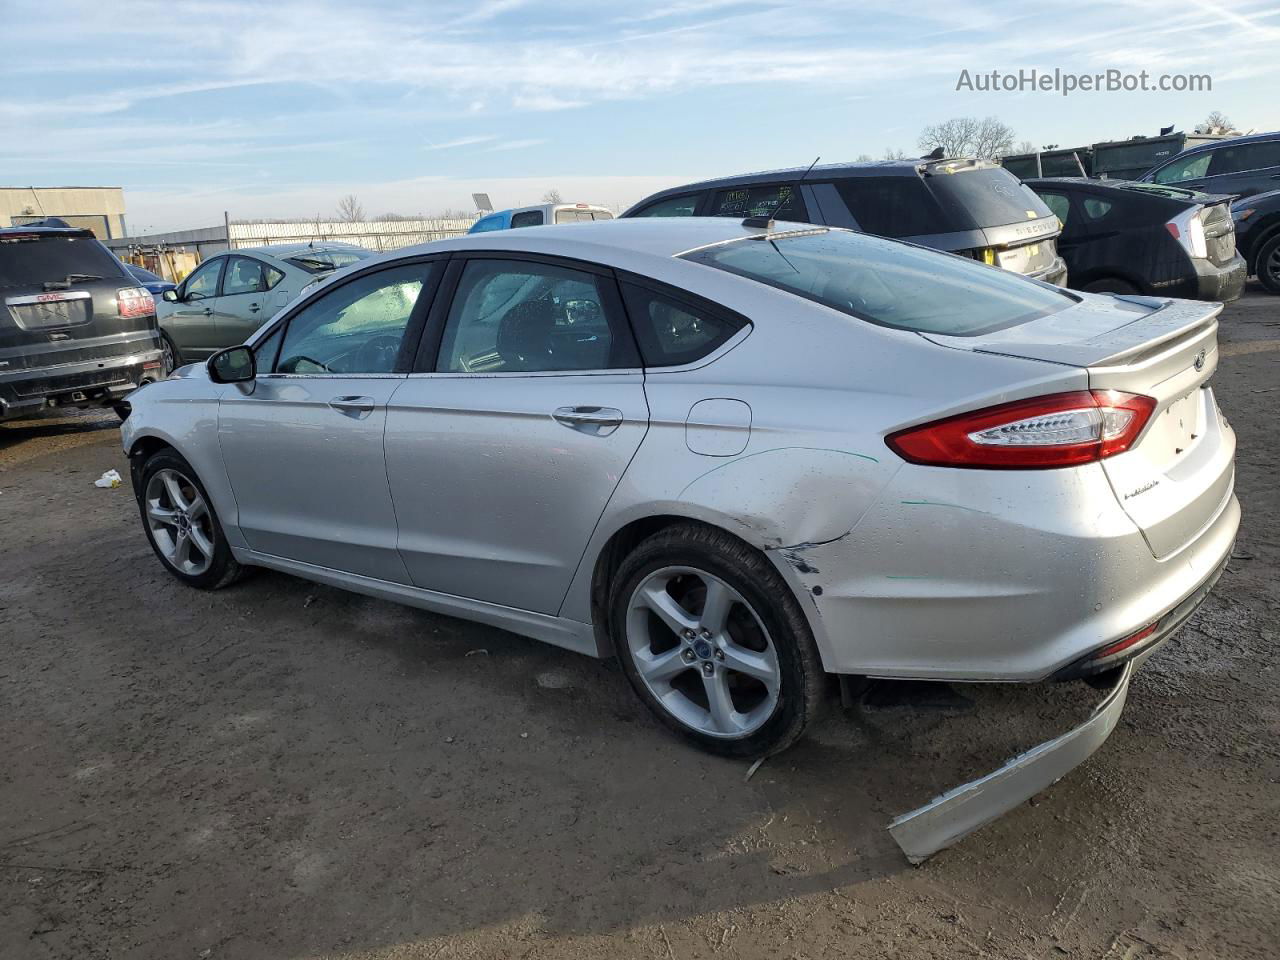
918,116,1015,159
542,188,563,204
336,195,365,222
854,153,874,162
882,147,909,160
1204,110,1234,132
1012,139,1037,155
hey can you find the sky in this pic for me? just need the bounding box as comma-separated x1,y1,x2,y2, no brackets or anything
2,0,1279,233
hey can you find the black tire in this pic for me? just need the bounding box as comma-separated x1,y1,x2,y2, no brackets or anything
609,523,826,758
137,448,244,590
160,331,181,376
1082,277,1140,295
1256,234,1280,294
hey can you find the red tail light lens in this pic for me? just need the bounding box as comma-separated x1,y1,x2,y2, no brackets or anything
117,286,156,319
886,390,1157,469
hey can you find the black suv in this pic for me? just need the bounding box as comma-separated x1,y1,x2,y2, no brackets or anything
623,158,1068,285
0,226,163,422
1139,131,1280,199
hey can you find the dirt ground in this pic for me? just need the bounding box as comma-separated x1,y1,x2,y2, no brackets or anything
2,289,1277,960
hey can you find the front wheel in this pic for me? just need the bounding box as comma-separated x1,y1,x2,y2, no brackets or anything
138,449,243,589
1257,234,1280,294
610,524,825,758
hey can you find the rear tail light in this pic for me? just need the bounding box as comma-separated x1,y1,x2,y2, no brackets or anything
1091,621,1159,661
886,390,1157,469
117,286,155,319
1165,208,1208,259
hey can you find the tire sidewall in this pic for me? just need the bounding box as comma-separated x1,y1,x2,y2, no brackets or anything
1258,235,1280,293
138,450,237,589
610,527,818,758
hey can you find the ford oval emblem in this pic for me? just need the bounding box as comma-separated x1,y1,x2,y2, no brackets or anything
1193,349,1206,372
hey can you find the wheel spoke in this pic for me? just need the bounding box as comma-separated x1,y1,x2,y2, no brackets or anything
174,531,192,568
698,578,734,635
721,643,778,690
187,496,208,522
161,473,190,511
188,524,215,560
703,671,739,734
639,583,697,637
634,646,690,685
147,502,179,526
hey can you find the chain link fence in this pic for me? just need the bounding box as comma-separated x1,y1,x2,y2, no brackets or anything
228,217,479,252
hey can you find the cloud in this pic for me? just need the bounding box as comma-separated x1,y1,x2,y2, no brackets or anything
424,135,499,150
484,138,547,151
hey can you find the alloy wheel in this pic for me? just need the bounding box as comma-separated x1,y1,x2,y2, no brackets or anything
625,565,781,739
1264,243,1280,288
144,468,216,576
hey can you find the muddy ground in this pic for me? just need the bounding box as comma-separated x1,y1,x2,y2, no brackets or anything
1,289,1277,960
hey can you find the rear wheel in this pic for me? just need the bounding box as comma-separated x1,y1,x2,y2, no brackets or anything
610,524,825,758
138,449,243,589
160,332,181,376
1257,234,1280,294
1082,277,1140,295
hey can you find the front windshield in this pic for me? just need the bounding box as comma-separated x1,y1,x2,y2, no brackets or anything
680,229,1073,337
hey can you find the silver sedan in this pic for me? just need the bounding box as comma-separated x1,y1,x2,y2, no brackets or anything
120,218,1237,858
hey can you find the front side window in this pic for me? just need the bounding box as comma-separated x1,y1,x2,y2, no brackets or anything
711,183,808,222
510,210,544,228
183,259,223,300
1036,191,1071,225
275,263,433,374
1152,151,1212,184
631,193,702,218
223,257,266,296
1208,140,1280,176
437,259,637,373
681,228,1073,337
621,283,745,367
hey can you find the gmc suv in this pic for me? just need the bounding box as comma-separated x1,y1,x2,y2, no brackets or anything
0,226,163,422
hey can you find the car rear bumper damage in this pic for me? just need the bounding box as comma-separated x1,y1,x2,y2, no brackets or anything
1029,255,1069,286
889,661,1132,863
0,348,163,420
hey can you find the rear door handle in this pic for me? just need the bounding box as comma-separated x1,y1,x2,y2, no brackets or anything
329,395,378,418
202,307,212,316
249,303,260,313
553,405,624,436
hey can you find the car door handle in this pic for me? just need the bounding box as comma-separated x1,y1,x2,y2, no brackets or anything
329,395,378,418
202,307,213,316
249,303,260,313
553,405,624,436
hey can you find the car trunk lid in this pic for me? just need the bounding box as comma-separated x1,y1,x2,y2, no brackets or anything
924,295,1233,559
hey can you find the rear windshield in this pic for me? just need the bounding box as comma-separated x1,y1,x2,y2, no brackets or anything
680,229,1072,337
554,208,614,223
0,235,129,289
285,249,372,274
926,167,1054,228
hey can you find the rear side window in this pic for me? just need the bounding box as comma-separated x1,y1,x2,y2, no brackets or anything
0,235,129,288
630,194,702,217
510,210,544,228
710,184,808,222
621,282,746,367
926,167,1053,228
1036,191,1071,225
223,257,267,295
1082,197,1113,220
1208,140,1280,176
832,178,948,236
681,229,1072,337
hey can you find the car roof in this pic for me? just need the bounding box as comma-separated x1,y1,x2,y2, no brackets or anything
222,242,369,258
625,157,992,212
0,225,97,239
1166,130,1280,158
399,217,826,264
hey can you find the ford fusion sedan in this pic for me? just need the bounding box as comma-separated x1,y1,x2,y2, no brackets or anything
121,218,1237,859
156,242,372,370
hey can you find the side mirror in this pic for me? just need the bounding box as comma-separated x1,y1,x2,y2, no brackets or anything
208,345,256,384
162,288,179,302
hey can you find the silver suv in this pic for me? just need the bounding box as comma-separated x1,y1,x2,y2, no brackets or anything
624,157,1068,285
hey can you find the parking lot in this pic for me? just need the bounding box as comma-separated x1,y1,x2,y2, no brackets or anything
0,288,1276,959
